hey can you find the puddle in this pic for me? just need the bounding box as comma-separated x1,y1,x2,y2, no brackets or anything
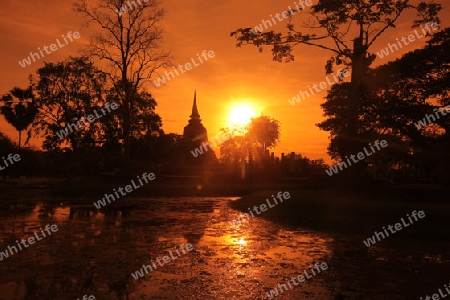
1,195,448,299
0,197,333,299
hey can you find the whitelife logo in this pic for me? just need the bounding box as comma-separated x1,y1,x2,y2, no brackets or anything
288,69,350,106
266,262,328,299
0,153,21,171
414,105,450,130
228,191,291,227
56,102,119,139
420,283,450,300
77,296,95,300
376,22,439,59
190,131,235,158
93,172,155,209
0,224,58,261
131,243,194,280
152,50,215,87
250,0,312,35
325,140,388,176
115,0,149,16
18,31,81,68
363,210,425,247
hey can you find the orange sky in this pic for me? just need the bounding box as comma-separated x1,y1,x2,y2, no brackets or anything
0,0,449,163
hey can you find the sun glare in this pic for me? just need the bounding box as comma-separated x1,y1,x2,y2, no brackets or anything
229,104,256,126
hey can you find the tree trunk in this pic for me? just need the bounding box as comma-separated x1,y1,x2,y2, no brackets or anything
17,130,21,178
123,101,131,159
121,78,132,174
345,37,370,189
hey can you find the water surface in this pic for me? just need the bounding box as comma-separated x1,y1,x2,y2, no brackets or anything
0,195,332,299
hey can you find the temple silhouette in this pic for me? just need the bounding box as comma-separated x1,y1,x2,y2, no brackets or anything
183,91,209,150
180,91,217,174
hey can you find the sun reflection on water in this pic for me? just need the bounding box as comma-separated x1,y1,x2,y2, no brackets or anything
235,237,247,245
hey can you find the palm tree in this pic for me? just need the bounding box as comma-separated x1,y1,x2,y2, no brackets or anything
0,87,38,151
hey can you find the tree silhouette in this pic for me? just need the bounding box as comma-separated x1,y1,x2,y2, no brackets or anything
220,116,280,167
0,86,38,151
219,129,247,165
74,0,170,161
248,115,280,151
33,57,108,152
317,27,450,183
231,0,441,185
104,83,163,161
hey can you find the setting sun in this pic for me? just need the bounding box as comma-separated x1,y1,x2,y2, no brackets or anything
0,0,449,299
228,104,256,126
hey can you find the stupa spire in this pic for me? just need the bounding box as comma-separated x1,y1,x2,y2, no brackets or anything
190,90,200,120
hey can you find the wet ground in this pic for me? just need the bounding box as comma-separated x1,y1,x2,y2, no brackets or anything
0,190,449,299
0,191,333,300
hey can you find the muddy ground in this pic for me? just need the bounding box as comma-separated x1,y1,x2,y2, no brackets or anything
0,185,449,299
